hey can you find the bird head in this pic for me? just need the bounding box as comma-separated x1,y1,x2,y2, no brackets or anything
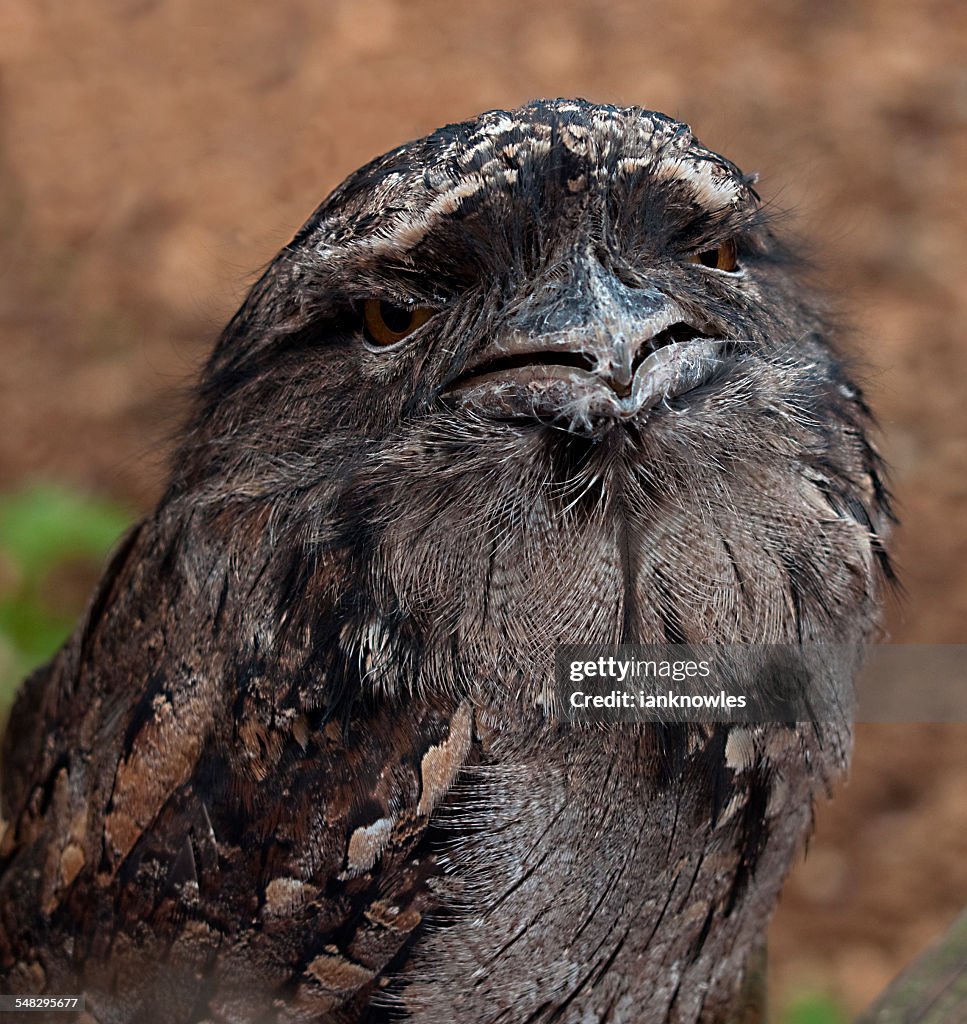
198,100,812,445
171,99,891,701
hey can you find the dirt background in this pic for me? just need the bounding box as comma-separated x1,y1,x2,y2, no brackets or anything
1,0,965,1016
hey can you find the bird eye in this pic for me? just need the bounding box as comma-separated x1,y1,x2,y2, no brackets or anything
688,239,739,273
363,299,434,347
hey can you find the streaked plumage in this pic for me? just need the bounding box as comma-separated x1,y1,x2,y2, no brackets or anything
0,99,893,1023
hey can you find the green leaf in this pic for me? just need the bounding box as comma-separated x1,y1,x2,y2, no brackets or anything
0,483,130,579
0,483,133,708
782,993,849,1024
0,595,74,665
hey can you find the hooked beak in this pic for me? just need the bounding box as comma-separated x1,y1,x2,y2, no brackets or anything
441,259,727,430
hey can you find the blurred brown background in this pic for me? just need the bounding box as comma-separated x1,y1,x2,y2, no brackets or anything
1,0,965,1016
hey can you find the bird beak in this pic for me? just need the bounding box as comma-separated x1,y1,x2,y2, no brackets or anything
442,257,725,430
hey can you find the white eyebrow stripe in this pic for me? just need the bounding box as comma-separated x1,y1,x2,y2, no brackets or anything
315,126,745,264
375,171,517,254
317,171,505,262
653,154,742,211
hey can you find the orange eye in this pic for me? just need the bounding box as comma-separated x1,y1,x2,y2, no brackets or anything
688,239,739,272
363,299,433,346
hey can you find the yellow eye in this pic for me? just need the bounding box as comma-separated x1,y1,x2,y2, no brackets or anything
363,299,433,346
688,239,739,272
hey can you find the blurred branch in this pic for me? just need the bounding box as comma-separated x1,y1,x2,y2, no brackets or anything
856,906,967,1023
727,941,767,1023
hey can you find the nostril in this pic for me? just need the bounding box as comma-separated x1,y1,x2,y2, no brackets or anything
652,322,704,348
633,322,704,373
